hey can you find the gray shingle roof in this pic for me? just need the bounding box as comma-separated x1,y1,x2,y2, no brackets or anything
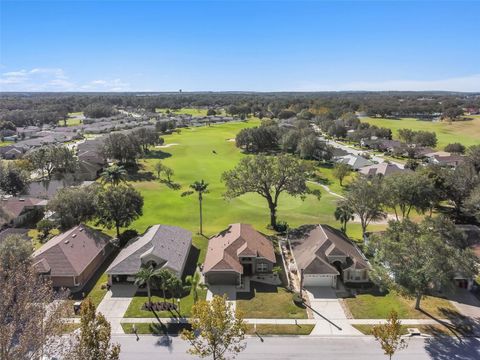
291,224,369,275
106,225,192,276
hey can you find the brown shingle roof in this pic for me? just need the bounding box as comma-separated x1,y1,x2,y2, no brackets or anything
1,197,47,218
203,224,276,274
32,224,111,277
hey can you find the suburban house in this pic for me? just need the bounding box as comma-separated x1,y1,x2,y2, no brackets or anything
427,153,465,168
76,138,106,181
32,224,114,291
334,154,373,170
0,197,48,227
106,224,192,284
203,223,276,286
358,162,406,177
453,224,480,290
0,145,26,160
290,224,370,287
361,139,404,153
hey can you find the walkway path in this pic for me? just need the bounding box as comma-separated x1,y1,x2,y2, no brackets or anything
97,284,137,334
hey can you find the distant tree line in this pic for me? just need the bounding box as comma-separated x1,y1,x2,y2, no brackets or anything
1,91,478,128
316,112,392,141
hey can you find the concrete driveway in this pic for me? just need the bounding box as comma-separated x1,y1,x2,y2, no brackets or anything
97,284,137,334
206,285,237,311
304,286,361,335
448,288,480,319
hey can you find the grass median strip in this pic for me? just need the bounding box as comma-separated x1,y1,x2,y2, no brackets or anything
121,322,314,335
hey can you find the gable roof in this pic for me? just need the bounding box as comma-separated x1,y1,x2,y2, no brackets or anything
336,154,373,170
291,224,369,275
32,224,111,277
106,224,192,275
1,197,47,218
358,162,405,177
203,223,276,274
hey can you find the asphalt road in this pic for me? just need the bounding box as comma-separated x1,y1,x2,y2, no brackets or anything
114,334,480,360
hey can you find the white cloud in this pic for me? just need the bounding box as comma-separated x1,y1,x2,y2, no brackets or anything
0,67,74,91
80,78,130,91
295,74,480,92
0,68,130,92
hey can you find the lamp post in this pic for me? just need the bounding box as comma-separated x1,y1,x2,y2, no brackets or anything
177,298,181,314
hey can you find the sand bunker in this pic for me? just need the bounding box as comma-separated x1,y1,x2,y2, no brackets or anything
156,143,179,148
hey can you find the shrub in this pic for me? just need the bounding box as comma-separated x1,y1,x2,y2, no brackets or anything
292,292,304,306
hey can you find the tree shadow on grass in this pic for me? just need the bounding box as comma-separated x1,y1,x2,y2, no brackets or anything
159,179,181,190
127,171,156,182
420,307,480,340
144,150,172,159
236,281,279,301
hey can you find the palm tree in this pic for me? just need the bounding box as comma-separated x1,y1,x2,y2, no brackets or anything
134,266,161,304
155,269,174,302
167,276,187,308
100,164,127,186
182,180,209,235
334,203,355,233
185,272,206,303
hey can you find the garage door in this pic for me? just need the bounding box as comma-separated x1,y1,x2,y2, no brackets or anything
303,274,335,287
205,272,238,285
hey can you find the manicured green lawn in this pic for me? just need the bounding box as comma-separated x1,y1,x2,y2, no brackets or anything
85,272,110,308
236,283,307,319
345,291,457,319
314,163,357,195
121,322,314,335
361,116,480,149
123,288,207,318
116,120,385,245
246,324,314,335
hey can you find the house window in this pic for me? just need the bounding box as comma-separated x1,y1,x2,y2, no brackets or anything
256,263,268,273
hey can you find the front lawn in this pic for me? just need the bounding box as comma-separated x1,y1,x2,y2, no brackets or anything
124,288,207,318
345,291,457,319
236,282,307,319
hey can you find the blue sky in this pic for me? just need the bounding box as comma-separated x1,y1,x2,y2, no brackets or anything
1,0,479,92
